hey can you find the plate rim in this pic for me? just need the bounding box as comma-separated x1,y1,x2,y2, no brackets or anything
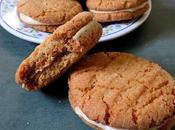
0,0,152,44
100,0,152,42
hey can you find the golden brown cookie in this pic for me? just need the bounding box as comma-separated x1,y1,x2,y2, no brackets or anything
15,12,102,91
86,0,150,22
17,0,83,32
68,52,175,130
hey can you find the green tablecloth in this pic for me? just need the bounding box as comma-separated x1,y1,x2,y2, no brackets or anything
0,0,175,130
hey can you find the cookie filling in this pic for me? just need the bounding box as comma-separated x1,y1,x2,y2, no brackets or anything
73,20,97,40
90,1,149,14
20,19,101,90
75,107,161,130
19,13,50,25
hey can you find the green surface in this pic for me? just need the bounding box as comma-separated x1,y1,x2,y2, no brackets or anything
0,0,175,130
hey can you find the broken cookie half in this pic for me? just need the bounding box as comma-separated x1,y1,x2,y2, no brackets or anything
15,12,102,91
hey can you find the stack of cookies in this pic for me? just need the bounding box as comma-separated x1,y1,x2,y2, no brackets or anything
17,0,83,32
86,0,150,22
16,0,175,130
17,0,150,32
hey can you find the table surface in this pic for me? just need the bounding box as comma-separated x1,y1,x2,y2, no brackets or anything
0,0,175,130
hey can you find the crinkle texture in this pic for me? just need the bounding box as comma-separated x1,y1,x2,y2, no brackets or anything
87,0,149,22
92,4,149,22
86,0,147,11
69,52,175,129
17,0,83,25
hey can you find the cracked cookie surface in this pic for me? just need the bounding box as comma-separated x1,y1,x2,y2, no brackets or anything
17,0,83,24
86,0,148,11
17,0,83,32
86,0,149,22
68,52,175,129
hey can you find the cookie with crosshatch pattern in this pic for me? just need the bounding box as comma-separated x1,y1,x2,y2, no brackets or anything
86,0,150,22
69,52,175,130
17,0,83,32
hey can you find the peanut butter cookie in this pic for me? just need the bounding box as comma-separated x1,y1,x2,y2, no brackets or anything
69,52,175,130
15,12,102,91
86,0,150,22
17,0,83,32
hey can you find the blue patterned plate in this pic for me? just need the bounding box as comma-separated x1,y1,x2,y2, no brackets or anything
0,0,152,43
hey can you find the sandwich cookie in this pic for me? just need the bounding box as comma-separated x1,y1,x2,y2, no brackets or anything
15,12,102,91
86,0,150,22
17,0,83,32
68,52,175,130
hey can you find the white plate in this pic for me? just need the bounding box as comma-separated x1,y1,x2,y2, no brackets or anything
0,0,152,44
